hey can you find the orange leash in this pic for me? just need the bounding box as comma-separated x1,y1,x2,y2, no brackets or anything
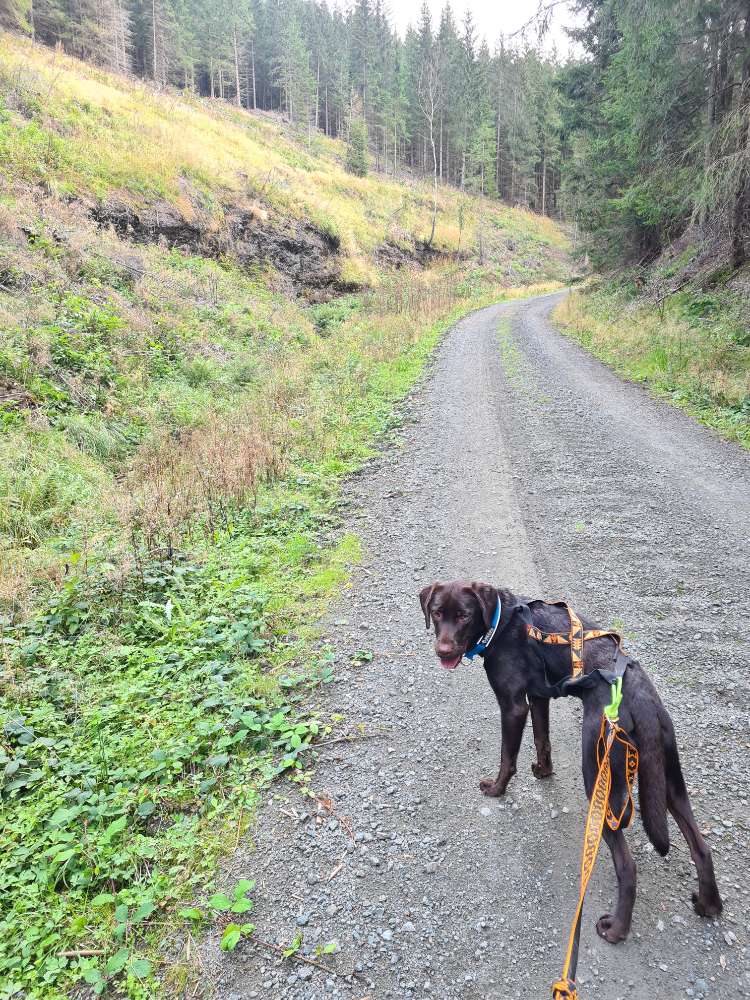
551,680,638,1000
524,601,639,998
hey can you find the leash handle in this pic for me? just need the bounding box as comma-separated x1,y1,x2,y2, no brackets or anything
604,677,622,723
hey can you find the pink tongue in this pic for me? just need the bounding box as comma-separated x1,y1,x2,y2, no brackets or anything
439,655,462,670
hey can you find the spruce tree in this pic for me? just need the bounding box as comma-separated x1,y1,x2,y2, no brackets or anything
346,114,369,176
0,0,31,30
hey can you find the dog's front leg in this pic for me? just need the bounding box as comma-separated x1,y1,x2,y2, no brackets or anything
529,696,554,778
480,699,528,797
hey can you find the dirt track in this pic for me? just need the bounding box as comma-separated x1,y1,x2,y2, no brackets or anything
202,291,750,1000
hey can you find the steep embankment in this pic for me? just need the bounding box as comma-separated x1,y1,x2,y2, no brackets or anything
0,34,569,999
554,234,749,447
0,33,568,605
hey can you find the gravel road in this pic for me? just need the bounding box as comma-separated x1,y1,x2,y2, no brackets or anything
201,291,750,1000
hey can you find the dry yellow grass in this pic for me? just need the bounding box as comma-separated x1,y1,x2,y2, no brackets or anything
0,33,568,262
554,286,749,446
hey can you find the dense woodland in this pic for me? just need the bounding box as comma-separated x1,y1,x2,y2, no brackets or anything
562,0,750,269
1,0,749,270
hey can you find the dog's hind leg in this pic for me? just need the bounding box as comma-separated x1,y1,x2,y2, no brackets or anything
529,696,553,778
663,728,723,917
596,825,637,943
582,701,636,943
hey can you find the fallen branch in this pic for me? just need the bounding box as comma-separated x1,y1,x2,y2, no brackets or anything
234,807,245,849
326,859,346,882
58,949,105,958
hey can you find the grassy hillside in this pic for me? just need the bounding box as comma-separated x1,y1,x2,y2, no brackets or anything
0,33,568,608
0,34,569,999
0,36,565,283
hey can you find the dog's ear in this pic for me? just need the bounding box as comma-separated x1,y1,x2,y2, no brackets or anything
465,581,498,630
419,582,441,629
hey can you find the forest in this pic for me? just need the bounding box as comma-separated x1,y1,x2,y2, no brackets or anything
1,0,749,272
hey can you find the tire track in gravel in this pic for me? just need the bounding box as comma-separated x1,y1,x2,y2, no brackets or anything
202,291,749,1000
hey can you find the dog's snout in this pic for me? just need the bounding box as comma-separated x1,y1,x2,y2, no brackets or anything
436,638,458,656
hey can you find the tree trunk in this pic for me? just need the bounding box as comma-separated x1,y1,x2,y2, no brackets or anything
495,115,500,195
233,25,241,107
731,2,750,267
151,0,158,82
439,112,443,180
427,111,438,247
702,22,720,224
315,56,320,132
251,39,257,110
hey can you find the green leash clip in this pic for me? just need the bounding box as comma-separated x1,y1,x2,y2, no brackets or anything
604,676,623,724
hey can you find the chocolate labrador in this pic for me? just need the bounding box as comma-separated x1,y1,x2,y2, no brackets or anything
419,579,722,943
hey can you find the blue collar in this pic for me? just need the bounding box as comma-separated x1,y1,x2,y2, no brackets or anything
464,597,502,661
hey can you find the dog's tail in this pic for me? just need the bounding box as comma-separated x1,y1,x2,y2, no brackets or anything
632,696,671,856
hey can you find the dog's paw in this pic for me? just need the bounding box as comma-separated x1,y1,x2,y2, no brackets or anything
479,777,505,797
596,914,628,944
692,891,723,918
531,761,553,779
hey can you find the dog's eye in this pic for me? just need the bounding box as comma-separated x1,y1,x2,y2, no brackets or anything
433,610,442,619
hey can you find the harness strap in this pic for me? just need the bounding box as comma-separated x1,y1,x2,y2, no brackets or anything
525,600,625,680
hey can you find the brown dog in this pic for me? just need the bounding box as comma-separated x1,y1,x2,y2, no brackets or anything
419,579,722,943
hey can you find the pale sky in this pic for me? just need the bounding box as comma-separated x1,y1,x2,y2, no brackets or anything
388,0,582,56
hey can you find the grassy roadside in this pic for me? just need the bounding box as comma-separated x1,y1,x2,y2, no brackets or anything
553,282,749,448
1,280,561,999
0,39,569,610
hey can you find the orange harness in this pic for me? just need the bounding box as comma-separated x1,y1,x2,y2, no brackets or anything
525,601,639,1000
525,600,626,679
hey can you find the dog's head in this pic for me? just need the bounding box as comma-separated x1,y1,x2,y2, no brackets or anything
418,580,499,670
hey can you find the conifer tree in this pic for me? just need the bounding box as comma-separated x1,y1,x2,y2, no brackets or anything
345,113,369,176
0,0,31,31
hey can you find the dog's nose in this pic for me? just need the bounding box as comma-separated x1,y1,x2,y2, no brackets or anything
436,640,457,657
